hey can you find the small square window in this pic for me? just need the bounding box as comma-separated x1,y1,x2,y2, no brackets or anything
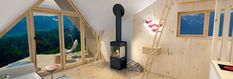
179,13,205,36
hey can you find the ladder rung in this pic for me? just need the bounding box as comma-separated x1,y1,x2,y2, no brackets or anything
160,20,165,23
161,18,165,21
156,30,162,33
157,31,162,32
165,5,170,8
162,16,168,20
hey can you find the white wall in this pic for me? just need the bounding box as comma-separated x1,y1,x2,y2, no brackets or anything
73,0,157,60
0,0,37,32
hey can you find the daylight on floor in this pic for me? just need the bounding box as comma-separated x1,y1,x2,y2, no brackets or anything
0,0,233,79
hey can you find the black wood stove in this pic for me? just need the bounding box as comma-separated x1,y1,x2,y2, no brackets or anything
110,4,127,70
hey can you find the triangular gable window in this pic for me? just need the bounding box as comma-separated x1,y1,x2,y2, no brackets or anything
0,17,29,68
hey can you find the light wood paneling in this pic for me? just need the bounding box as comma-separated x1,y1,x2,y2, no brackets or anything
133,0,233,78
54,0,75,12
132,0,214,79
58,13,66,70
204,11,210,36
176,0,211,5
27,10,37,67
142,46,161,55
211,0,222,60
80,19,86,63
33,0,44,7
42,62,141,79
220,0,232,61
32,7,76,16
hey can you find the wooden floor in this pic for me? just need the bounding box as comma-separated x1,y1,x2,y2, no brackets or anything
42,62,142,79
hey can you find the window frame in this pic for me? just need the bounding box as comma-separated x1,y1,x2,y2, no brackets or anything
0,0,90,75
177,10,210,37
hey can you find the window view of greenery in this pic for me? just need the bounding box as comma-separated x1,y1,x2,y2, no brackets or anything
208,11,233,36
34,15,60,54
33,14,81,68
0,17,29,67
63,16,81,64
34,14,61,68
64,16,81,52
180,13,205,35
0,14,81,68
33,15,81,55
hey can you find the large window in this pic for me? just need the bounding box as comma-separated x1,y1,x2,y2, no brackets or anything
177,10,233,37
0,17,29,67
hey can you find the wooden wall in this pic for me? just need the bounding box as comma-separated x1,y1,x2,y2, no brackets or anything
131,0,231,79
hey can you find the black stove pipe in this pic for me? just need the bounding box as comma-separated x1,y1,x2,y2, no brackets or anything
113,4,125,42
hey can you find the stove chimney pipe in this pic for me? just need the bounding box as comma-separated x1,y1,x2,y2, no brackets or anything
113,4,124,42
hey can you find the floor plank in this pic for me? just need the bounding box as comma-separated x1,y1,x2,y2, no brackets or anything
42,62,142,79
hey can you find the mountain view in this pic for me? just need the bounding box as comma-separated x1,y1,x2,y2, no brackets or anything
0,16,81,67
180,11,233,36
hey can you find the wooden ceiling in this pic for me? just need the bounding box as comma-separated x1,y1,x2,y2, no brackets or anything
175,0,213,5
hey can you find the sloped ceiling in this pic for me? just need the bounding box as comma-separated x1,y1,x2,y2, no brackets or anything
73,0,157,31
0,0,158,58
0,0,37,32
0,0,157,37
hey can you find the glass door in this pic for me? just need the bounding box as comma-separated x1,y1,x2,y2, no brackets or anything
33,12,61,71
63,15,82,67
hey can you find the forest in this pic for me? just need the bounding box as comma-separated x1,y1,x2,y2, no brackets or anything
0,16,81,67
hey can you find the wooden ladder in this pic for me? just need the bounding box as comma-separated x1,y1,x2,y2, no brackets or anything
141,0,173,79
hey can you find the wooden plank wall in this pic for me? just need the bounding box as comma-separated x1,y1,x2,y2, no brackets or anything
220,0,232,61
132,0,233,79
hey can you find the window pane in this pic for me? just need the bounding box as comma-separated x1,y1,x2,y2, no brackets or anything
208,11,233,36
63,16,82,66
180,13,205,35
0,17,29,68
33,13,61,71
208,11,224,36
229,11,233,36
